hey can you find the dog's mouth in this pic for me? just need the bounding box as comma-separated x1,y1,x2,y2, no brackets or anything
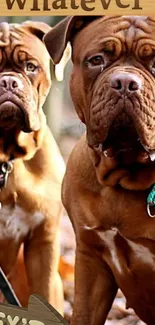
93,115,155,166
0,93,38,132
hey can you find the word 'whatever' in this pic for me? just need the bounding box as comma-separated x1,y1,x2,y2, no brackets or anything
0,295,68,325
5,0,142,11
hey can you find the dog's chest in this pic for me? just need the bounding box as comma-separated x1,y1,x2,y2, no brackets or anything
97,227,155,322
98,228,155,271
0,205,44,241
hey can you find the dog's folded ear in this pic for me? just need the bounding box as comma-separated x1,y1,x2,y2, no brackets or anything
44,16,101,64
21,21,52,42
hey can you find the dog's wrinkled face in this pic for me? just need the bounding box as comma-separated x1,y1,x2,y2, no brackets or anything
0,21,51,135
45,16,155,170
70,16,155,164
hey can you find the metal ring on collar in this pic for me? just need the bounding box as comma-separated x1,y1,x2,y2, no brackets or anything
147,203,155,218
1,162,13,174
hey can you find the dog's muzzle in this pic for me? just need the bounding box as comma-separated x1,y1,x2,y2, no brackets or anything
90,70,155,164
0,74,40,132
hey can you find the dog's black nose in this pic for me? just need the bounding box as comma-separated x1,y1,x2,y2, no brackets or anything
0,76,22,90
110,73,142,93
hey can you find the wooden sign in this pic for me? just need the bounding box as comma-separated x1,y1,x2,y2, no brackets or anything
0,0,154,16
0,295,69,325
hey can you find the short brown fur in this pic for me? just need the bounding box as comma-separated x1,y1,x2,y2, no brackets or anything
45,16,155,324
0,21,65,314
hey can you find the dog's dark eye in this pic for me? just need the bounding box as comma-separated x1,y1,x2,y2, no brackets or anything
87,55,104,67
26,62,38,72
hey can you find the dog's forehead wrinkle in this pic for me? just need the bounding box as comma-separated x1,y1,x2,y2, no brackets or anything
134,18,152,34
114,20,151,51
0,25,24,61
77,18,154,59
0,22,10,47
122,15,150,31
114,20,131,33
0,23,22,47
124,26,136,51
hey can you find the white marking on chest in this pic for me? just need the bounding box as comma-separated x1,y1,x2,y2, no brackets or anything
0,205,44,241
127,240,155,269
97,228,122,274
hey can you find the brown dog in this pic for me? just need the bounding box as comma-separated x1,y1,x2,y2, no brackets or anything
44,16,155,324
0,21,65,313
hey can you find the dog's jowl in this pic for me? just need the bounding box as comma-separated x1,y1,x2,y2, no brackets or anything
45,16,155,324
0,21,65,313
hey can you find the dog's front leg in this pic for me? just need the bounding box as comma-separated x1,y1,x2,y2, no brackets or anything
71,244,117,325
24,219,63,314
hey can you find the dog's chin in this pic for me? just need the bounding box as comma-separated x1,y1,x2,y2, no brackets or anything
0,101,38,133
0,101,26,132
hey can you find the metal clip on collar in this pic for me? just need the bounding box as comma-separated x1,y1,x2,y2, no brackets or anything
0,161,13,209
1,162,13,187
147,184,155,218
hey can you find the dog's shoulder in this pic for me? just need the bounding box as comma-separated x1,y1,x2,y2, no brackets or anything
62,134,102,207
